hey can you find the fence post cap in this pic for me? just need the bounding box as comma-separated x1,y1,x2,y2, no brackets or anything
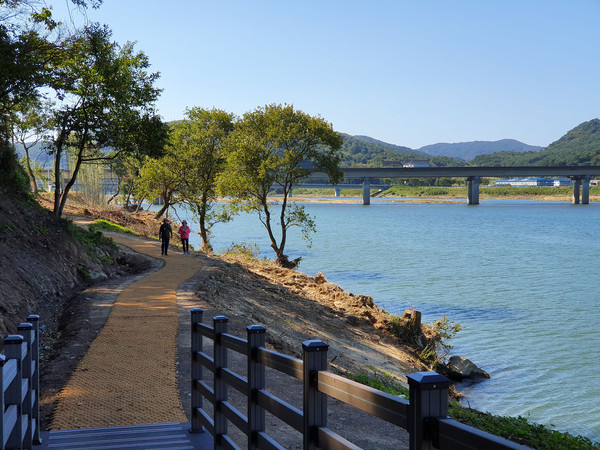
407,371,450,387
191,308,204,313
27,315,40,322
17,322,33,330
213,315,228,323
4,334,24,344
302,340,329,352
247,325,266,334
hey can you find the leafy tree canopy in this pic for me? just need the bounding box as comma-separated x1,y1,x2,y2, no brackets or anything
219,104,343,266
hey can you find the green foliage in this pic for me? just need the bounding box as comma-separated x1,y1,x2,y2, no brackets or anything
219,104,344,266
339,134,467,167
335,367,409,399
89,219,138,235
223,241,261,259
481,186,574,197
340,366,597,448
471,118,600,167
47,24,164,216
449,403,600,450
77,265,91,279
384,186,467,197
387,313,462,367
0,221,16,232
167,107,235,252
64,217,117,249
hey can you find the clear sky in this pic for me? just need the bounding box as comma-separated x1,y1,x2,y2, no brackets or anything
51,0,600,149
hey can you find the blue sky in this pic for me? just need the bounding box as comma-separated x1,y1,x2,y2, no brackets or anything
53,0,600,149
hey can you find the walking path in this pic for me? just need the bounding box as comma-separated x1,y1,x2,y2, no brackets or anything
51,235,202,429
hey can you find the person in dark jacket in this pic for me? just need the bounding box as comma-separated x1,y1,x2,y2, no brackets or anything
159,218,173,255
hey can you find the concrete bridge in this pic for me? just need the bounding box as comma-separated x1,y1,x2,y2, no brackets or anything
310,166,600,205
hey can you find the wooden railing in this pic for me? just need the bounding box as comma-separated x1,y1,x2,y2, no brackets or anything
190,309,530,450
1,315,42,450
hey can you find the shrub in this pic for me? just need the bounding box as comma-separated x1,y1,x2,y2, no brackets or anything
223,241,261,259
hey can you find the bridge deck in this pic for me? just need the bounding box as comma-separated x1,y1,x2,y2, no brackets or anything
38,422,213,449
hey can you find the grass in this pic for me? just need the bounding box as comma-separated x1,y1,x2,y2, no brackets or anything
336,368,599,449
89,219,139,235
63,217,117,250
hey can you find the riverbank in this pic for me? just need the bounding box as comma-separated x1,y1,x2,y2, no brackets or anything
29,193,600,447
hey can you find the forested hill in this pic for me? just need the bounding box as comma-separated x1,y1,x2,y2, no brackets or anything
340,134,465,167
418,139,544,162
471,119,600,166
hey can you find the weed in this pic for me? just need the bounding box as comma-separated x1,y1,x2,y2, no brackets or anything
35,225,49,235
223,241,261,259
0,222,15,232
77,265,91,279
101,257,114,264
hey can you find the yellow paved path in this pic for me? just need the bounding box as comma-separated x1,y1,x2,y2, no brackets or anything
51,235,202,429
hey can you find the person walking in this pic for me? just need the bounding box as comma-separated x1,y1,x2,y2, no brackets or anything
159,217,173,255
178,220,191,255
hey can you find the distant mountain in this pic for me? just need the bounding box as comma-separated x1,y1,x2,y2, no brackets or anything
340,134,466,167
352,135,424,155
13,141,55,169
418,139,544,162
471,119,600,166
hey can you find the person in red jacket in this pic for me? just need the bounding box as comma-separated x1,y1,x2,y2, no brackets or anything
178,220,191,255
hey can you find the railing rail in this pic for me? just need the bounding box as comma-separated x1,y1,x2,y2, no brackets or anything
0,315,42,450
190,308,530,450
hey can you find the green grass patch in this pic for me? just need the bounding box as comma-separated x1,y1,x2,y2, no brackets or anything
338,367,598,449
89,219,138,235
449,403,600,450
63,218,117,250
335,366,409,399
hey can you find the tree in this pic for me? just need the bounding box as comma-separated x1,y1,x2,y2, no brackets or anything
12,98,50,193
168,107,234,252
47,24,165,216
219,104,343,267
136,153,185,219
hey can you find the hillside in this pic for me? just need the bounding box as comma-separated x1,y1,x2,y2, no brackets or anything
471,119,600,166
340,134,466,167
419,139,544,162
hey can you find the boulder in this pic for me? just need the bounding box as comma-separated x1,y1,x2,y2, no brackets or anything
445,356,490,382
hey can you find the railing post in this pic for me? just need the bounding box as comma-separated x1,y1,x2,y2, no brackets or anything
407,371,450,450
247,325,266,449
213,316,229,449
302,340,329,450
190,308,204,433
4,335,25,450
26,315,42,445
17,322,33,449
0,353,6,446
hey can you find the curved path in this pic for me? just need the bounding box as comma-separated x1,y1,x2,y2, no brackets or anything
51,235,202,429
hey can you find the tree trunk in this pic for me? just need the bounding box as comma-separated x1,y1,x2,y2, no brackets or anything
197,196,212,253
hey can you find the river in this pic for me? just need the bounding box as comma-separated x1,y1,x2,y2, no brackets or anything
174,198,599,441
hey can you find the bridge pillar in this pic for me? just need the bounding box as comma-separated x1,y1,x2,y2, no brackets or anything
466,176,480,205
362,177,371,205
572,178,581,204
334,187,340,197
582,176,590,204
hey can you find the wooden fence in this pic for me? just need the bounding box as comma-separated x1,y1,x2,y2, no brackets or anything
190,308,530,450
1,315,42,450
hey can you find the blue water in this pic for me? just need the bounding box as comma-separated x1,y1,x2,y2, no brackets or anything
175,198,600,441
